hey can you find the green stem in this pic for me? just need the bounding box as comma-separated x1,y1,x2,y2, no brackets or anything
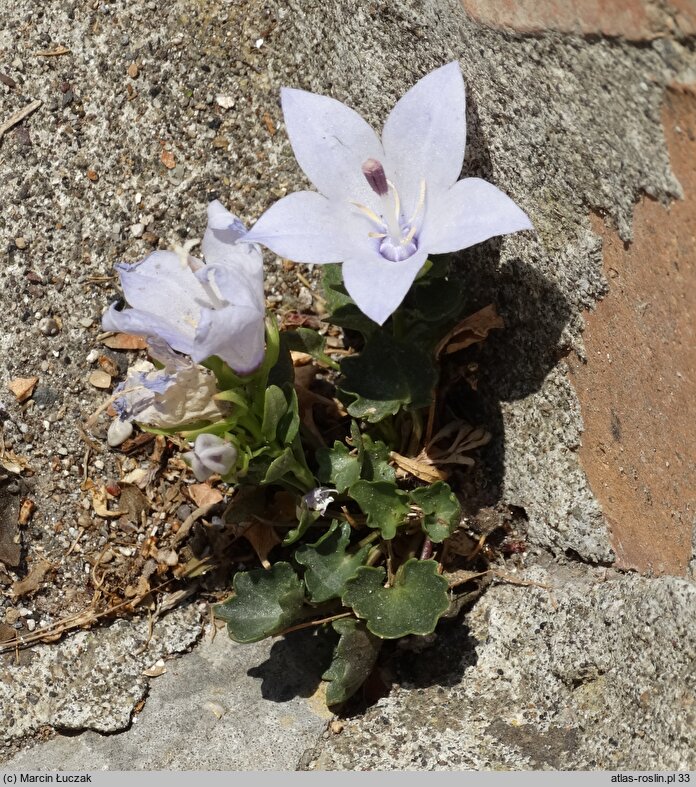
391,310,406,341
357,530,381,549
366,545,383,567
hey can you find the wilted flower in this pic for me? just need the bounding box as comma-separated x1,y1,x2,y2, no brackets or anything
183,433,238,482
244,62,532,325
112,355,223,429
103,201,266,373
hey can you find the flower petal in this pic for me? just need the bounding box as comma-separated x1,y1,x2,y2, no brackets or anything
382,62,466,217
281,87,384,204
342,250,428,326
244,191,364,263
202,200,248,266
199,249,265,313
420,178,533,254
101,304,195,356
193,304,265,374
116,251,205,337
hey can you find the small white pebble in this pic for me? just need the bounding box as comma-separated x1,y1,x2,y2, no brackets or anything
86,349,99,363
26,619,36,632
107,419,133,447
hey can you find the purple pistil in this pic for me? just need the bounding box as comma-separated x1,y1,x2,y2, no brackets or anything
361,158,389,197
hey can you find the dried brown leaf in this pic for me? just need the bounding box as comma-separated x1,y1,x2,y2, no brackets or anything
262,111,276,136
125,575,151,599
101,333,148,350
88,370,112,389
11,558,53,598
188,483,223,508
0,450,31,475
0,623,17,643
91,486,124,518
242,521,281,569
143,661,167,678
18,498,35,526
118,484,150,523
7,376,38,403
98,355,119,377
390,451,449,483
445,529,478,558
435,304,504,358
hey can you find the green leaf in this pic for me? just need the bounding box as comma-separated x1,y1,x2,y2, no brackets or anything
262,445,310,488
283,328,338,368
214,562,305,643
342,559,450,639
295,521,372,603
213,388,251,410
409,482,462,543
282,505,320,547
340,333,437,423
261,385,288,442
321,264,378,337
323,619,381,706
348,480,409,539
276,386,300,445
359,434,396,483
316,441,361,493
267,332,295,388
407,275,465,323
202,356,247,390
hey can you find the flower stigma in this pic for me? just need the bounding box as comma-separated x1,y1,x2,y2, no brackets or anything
356,159,426,262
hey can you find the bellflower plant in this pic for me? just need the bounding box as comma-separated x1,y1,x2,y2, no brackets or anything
244,62,532,325
96,61,539,710
103,201,266,374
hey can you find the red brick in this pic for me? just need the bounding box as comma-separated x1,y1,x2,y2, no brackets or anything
460,0,695,40
568,87,696,576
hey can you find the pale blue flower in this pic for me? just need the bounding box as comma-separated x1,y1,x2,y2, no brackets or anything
302,486,337,516
184,434,238,482
244,62,533,325
102,201,266,373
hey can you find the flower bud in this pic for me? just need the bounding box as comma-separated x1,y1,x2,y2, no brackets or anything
184,433,237,481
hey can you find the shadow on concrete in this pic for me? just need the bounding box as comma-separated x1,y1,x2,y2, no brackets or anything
247,627,337,702
439,88,574,516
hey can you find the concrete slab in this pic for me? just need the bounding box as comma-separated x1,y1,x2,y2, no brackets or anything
310,565,696,770
3,623,333,770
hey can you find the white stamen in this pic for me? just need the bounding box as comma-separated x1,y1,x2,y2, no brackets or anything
401,225,417,246
173,238,201,271
386,179,401,228
368,231,388,239
351,201,386,228
407,179,427,226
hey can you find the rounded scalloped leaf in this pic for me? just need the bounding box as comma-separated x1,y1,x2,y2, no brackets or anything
409,481,462,542
295,520,372,603
316,441,362,493
213,562,305,643
341,558,450,639
348,479,410,539
323,619,382,706
340,334,437,423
